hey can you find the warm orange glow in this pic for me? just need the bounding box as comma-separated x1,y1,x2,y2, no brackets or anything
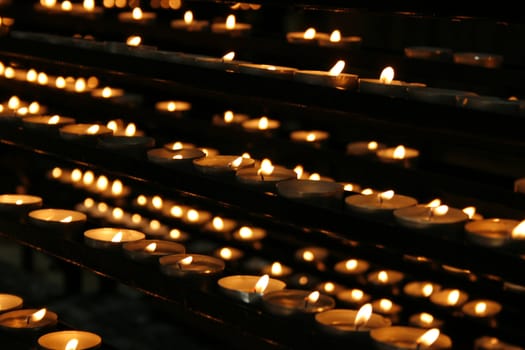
97,202,108,214
41,0,57,7
422,283,434,297
212,217,225,231
379,66,395,84
379,190,395,201
47,115,60,125
294,165,304,179
124,123,136,136
7,96,20,110
74,78,86,92
447,289,460,305
60,215,73,223
306,133,317,142
225,14,236,29
345,259,358,271
512,220,525,239
475,301,487,316
434,205,449,216
351,289,364,301
55,76,66,88
254,274,270,293
136,195,147,206
145,242,157,253
270,262,283,275
223,51,236,61
87,125,100,134
111,231,123,243
187,209,200,222
302,250,315,261
37,72,48,85
462,206,477,219
419,312,434,325
309,173,321,181
378,270,389,283
106,120,119,132
179,256,193,265
112,207,124,220
257,158,274,176
14,199,23,205
242,153,251,159
83,0,95,10
131,213,142,225
31,308,47,323
303,28,316,39
28,102,41,114
65,338,79,350
61,1,72,11
393,145,406,159
184,10,193,24
101,87,112,98
71,168,82,183
170,205,184,218
368,141,379,150
328,60,345,76
149,219,161,230
354,303,372,329
171,142,184,151
219,247,233,259
426,199,441,208
306,291,320,304
96,175,109,191
126,35,142,47
416,328,440,347
379,298,393,312
111,180,123,196
329,30,341,42
151,195,163,209
361,188,374,195
83,198,95,209
224,110,234,123
131,7,143,20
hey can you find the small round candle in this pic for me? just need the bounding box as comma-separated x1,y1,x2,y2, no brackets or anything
370,298,402,321
276,179,344,203
334,258,370,276
84,227,145,249
213,246,244,262
315,305,392,337
294,60,359,90
59,123,113,142
337,289,371,307
474,336,522,350
218,274,286,304
164,228,190,243
242,116,280,133
163,141,195,151
403,281,441,298
0,194,43,215
316,281,346,296
232,226,267,242
170,11,209,31
289,130,330,144
318,30,362,48
286,27,328,45
193,155,255,175
359,66,426,98
461,299,502,319
367,269,405,287
123,239,186,263
203,216,238,236
181,208,212,226
155,100,192,117
394,202,469,234
147,148,205,166
118,7,156,24
212,110,250,126
38,330,102,350
453,52,503,68
408,312,444,329
464,218,518,247
22,115,76,133
90,86,125,99
236,159,296,187
370,326,452,350
429,288,469,308
345,191,417,217
210,14,251,36
295,246,329,264
376,145,420,167
0,308,57,331
346,140,386,157
262,290,335,317
159,253,225,278
0,294,23,313
28,208,86,232
261,261,292,278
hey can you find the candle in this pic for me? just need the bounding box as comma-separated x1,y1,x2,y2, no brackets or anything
241,116,281,133
340,182,362,193
316,281,346,296
84,227,145,249
474,336,523,350
181,208,212,226
370,298,402,322
211,14,251,36
345,190,418,218
294,60,359,90
38,330,102,350
464,218,519,247
212,110,249,126
164,228,190,243
262,290,335,317
213,246,244,263
155,100,192,117
370,326,452,350
28,208,87,233
359,66,426,98
288,273,321,289
106,120,144,137
461,299,502,319
217,274,286,303
237,63,297,79
261,261,292,278
232,226,267,243
203,216,238,236
123,239,185,263
0,194,43,215
170,10,209,31
334,258,370,277
346,140,386,157
376,145,420,167
429,288,469,308
403,281,441,299
295,246,329,265
408,312,444,329
147,148,206,167
159,253,225,278
97,135,156,153
118,7,156,24
90,86,125,99
276,179,344,209
143,219,170,238
0,293,23,313
367,270,405,292
404,46,453,61
393,200,469,235
315,304,392,337
0,308,58,330
59,123,113,142
453,52,503,68
35,0,103,17
21,115,76,134
236,159,296,188
318,30,363,48
193,155,255,175
286,27,328,44
462,206,484,221
336,289,371,308
289,130,330,145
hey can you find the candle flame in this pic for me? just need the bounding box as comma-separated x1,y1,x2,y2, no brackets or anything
378,270,389,283
345,259,358,270
351,289,364,301
131,213,142,224
422,283,434,297
179,256,193,265
124,123,136,136
31,308,47,323
65,338,79,350
254,274,270,293
96,175,109,191
145,242,157,252
111,231,123,243
149,219,161,230
323,282,335,293
416,328,440,347
354,303,372,329
306,132,317,142
307,291,320,303
17,107,29,116
447,289,460,305
212,216,225,231
225,14,236,29
303,27,316,39
101,87,112,98
136,195,147,206
170,205,183,218
257,158,274,176
224,110,234,123
74,78,86,92
294,165,304,179
367,141,379,150
475,301,487,315
187,209,199,222
56,76,66,88
15,199,23,205
223,51,235,61
48,115,61,125
462,206,477,219
132,7,143,20
420,312,434,325
379,298,393,312
361,188,374,195
111,180,123,195
26,69,37,82
392,145,406,159
511,220,525,239
87,125,100,134
379,66,395,84
61,1,72,11
426,199,441,208
8,96,20,109
37,72,48,85
112,207,124,220
165,101,176,111
83,0,94,10
184,10,193,24
302,250,315,261
379,190,395,201
434,205,449,216
328,60,345,76
230,156,243,168
239,226,254,239
270,262,282,275
71,168,82,182
169,229,181,239
219,247,233,260
309,173,321,181
171,141,184,150
242,153,251,159
4,67,15,79
60,216,73,223
28,102,40,114
41,0,57,7
126,35,142,47
329,30,341,42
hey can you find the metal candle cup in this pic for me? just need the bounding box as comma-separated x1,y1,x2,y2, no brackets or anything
429,288,469,309
461,299,502,319
22,115,76,134
464,218,518,247
370,326,452,350
38,330,102,350
155,100,192,117
217,275,286,303
345,193,417,219
84,227,145,249
59,123,113,143
393,205,469,237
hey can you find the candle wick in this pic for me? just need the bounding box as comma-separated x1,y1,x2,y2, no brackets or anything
415,343,422,350
26,316,31,325
427,207,434,221
260,173,265,181
377,194,383,206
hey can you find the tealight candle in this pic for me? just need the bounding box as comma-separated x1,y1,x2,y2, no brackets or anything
0,194,43,216
241,116,281,133
236,159,296,188
212,110,250,126
367,270,405,293
213,246,244,263
474,336,522,350
28,208,87,233
403,281,441,299
316,281,346,296
408,312,444,329
237,63,297,79
38,330,102,350
318,30,363,48
97,135,155,154
163,141,195,151
370,326,452,350
359,66,426,98
159,253,225,278
0,294,23,313
294,60,358,90
261,261,293,278
404,46,453,61
336,289,372,308
22,115,76,134
461,299,502,319
170,10,209,31
346,140,386,157
295,246,329,265
370,298,402,321
288,273,321,289
334,258,370,277
0,308,57,331
276,179,344,207
289,130,330,145
84,227,145,249
340,182,362,193
262,290,335,317
429,288,469,308
193,155,255,176
123,239,185,263
376,145,420,167
210,14,251,36
143,219,170,238
164,228,190,243
59,123,113,142
464,218,519,247
286,27,328,45
203,216,238,236
345,190,418,219
462,206,484,221
218,274,286,303
155,100,192,117
315,305,392,338
90,86,125,99
181,208,212,226
462,95,520,115
147,148,206,167
118,7,156,24
453,52,503,68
